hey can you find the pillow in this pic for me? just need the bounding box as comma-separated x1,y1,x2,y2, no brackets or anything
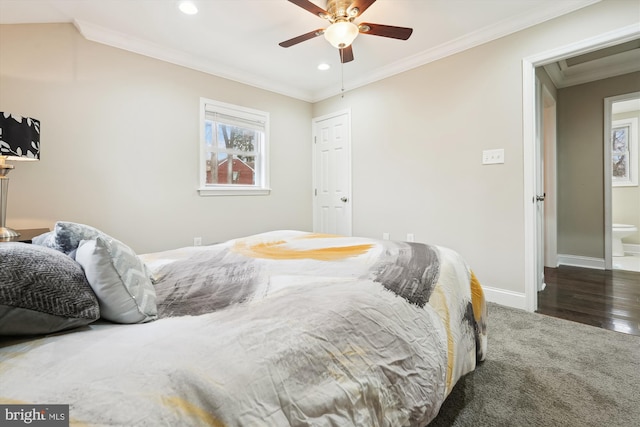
34,221,103,255
0,243,100,336
76,236,157,324
31,230,54,247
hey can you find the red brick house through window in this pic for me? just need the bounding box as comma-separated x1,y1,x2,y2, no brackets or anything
216,157,255,185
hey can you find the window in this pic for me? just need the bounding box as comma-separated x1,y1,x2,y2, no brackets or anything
199,98,270,196
611,117,638,187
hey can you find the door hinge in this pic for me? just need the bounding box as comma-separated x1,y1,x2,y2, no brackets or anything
314,188,317,196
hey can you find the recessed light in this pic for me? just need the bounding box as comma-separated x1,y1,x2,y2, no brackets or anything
317,63,331,71
179,1,198,15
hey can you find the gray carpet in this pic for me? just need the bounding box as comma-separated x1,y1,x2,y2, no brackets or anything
429,302,640,427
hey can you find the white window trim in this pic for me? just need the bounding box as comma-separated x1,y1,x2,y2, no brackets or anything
198,97,271,196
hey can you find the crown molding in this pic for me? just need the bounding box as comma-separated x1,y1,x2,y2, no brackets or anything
73,19,316,102
73,0,602,103
312,0,602,101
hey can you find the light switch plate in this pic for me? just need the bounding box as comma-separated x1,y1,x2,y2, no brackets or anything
482,149,505,165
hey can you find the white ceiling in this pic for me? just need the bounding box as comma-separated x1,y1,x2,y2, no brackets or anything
0,0,603,102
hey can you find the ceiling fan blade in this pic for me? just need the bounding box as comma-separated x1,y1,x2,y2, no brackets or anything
279,29,324,48
288,0,329,18
359,23,413,40
348,0,376,17
340,45,354,63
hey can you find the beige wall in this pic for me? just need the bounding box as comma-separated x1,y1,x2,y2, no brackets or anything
2,0,639,302
313,0,640,295
557,73,640,257
0,23,313,254
612,109,640,245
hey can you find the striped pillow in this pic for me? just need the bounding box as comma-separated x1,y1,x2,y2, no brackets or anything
76,236,157,324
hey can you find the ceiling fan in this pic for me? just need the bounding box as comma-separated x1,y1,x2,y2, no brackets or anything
279,0,413,63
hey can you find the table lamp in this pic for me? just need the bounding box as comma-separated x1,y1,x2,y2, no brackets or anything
0,112,40,238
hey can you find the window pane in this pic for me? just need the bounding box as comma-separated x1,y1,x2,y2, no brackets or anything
613,154,628,179
612,127,628,152
216,123,258,154
212,154,255,185
205,121,213,147
205,152,217,184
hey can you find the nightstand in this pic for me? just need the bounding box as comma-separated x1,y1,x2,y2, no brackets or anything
0,228,49,244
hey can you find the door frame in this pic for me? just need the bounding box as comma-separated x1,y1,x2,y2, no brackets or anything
312,109,353,235
604,90,640,268
522,24,640,312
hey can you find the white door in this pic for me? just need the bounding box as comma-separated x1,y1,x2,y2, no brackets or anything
534,78,546,292
312,110,352,236
542,86,558,269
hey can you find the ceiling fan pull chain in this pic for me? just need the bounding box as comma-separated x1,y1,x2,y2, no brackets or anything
341,54,345,98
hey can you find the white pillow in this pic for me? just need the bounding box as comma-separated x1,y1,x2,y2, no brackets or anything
76,236,157,324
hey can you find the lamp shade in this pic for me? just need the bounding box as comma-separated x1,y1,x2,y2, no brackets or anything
324,21,359,49
0,112,40,161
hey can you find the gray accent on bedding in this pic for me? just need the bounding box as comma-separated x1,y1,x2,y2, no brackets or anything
154,249,260,317
370,241,440,307
153,237,442,318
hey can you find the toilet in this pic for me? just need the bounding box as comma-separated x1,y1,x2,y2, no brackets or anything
612,224,638,257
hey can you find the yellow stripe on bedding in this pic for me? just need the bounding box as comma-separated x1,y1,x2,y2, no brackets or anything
470,271,486,323
162,396,226,427
301,233,341,239
233,239,374,261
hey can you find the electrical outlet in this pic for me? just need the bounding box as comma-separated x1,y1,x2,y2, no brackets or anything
406,233,415,242
482,149,505,165
382,232,390,240
193,237,202,246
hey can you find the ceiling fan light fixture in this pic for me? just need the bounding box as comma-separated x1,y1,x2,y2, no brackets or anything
324,21,359,49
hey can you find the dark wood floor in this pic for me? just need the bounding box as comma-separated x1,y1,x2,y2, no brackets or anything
537,266,640,336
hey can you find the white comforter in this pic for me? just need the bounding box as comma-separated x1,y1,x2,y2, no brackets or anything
1,231,487,426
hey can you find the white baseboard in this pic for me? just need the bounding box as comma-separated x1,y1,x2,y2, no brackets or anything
482,285,527,310
557,254,605,270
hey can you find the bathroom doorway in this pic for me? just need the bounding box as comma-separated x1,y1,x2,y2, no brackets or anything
523,27,640,312
605,92,640,272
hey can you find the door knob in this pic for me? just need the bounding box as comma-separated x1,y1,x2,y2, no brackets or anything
535,193,545,202
340,196,348,203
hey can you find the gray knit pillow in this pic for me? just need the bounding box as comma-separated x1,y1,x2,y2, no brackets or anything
0,243,100,336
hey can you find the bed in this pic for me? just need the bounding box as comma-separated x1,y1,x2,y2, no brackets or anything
0,222,487,426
